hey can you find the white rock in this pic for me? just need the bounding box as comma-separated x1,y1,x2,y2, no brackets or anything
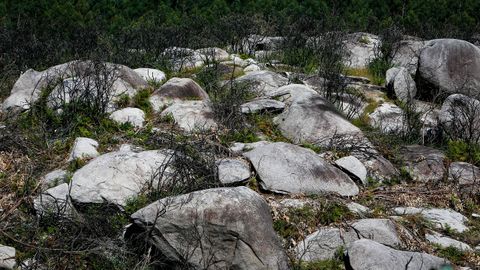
394,207,469,233
369,103,406,133
34,183,72,217
160,101,217,132
244,64,261,73
68,137,99,161
448,162,480,185
343,33,381,69
216,158,251,185
133,68,166,83
426,231,472,251
335,156,368,185
229,141,271,154
109,107,145,128
41,169,69,188
240,99,285,114
0,245,16,269
347,202,371,214
235,70,289,96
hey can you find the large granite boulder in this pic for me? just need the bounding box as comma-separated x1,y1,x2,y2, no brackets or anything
150,77,210,112
343,33,381,69
243,142,359,196
439,94,480,143
391,39,426,75
398,145,446,182
70,147,173,206
127,187,290,270
346,239,449,270
418,39,480,96
160,101,217,132
235,71,289,96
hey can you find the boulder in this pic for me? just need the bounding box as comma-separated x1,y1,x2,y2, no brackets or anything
398,145,446,182
391,39,426,75
229,141,271,154
386,67,417,102
68,137,99,161
296,219,403,262
33,183,72,217
216,158,251,185
243,64,261,73
2,60,147,112
235,71,289,96
335,156,368,185
40,169,69,188
240,99,285,114
448,162,480,185
347,202,371,215
109,107,145,128
394,207,469,233
418,39,480,96
0,244,16,270
195,47,230,62
426,231,472,251
160,101,217,132
127,187,290,270
273,84,365,147
347,239,449,270
163,47,205,71
439,94,480,143
343,33,381,69
150,77,209,112
133,68,166,83
369,103,406,133
70,147,173,206
243,142,359,196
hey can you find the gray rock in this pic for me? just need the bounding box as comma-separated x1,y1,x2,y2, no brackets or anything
195,47,230,62
347,202,371,215
68,137,99,161
418,39,480,96
391,40,426,75
235,70,289,96
160,101,217,132
439,94,480,143
343,33,381,69
369,103,406,133
394,207,469,233
296,219,403,262
386,67,401,86
150,77,209,112
127,187,290,270
41,169,69,188
109,107,145,128
0,244,16,270
163,47,205,71
240,99,285,114
133,68,166,83
70,148,173,206
216,158,251,185
448,162,480,185
360,155,399,183
243,64,261,73
335,156,368,185
34,183,72,217
387,67,417,102
399,145,446,182
426,231,472,251
243,142,359,196
229,141,271,154
347,239,449,270
273,84,365,147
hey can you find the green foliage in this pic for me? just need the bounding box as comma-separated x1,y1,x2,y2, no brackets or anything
294,259,344,270
301,143,322,153
132,89,153,114
446,140,480,166
220,128,259,144
124,194,149,215
436,246,467,265
115,94,131,108
367,58,390,86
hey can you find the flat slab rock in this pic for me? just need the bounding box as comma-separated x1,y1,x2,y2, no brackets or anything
426,231,472,251
127,187,289,270
160,100,217,132
347,239,449,270
216,158,251,185
243,142,359,196
296,219,404,262
394,207,469,233
70,147,173,206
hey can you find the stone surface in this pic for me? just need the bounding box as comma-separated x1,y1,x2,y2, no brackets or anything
109,107,145,128
273,84,365,147
240,99,285,114
243,64,261,73
127,187,290,270
216,158,251,185
386,67,417,102
418,39,480,96
394,207,469,233
347,239,449,270
34,183,72,217
160,101,217,132
40,169,69,188
391,39,426,75
68,137,99,161
448,162,480,185
399,145,446,182
235,70,289,96
150,77,210,112
0,244,16,270
369,103,405,133
335,156,368,185
70,148,173,206
133,68,166,83
243,142,359,196
195,47,230,62
439,94,480,143
229,141,271,154
343,33,381,69
347,202,371,215
296,219,403,262
426,231,472,251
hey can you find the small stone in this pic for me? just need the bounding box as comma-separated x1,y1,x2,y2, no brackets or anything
68,137,99,161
